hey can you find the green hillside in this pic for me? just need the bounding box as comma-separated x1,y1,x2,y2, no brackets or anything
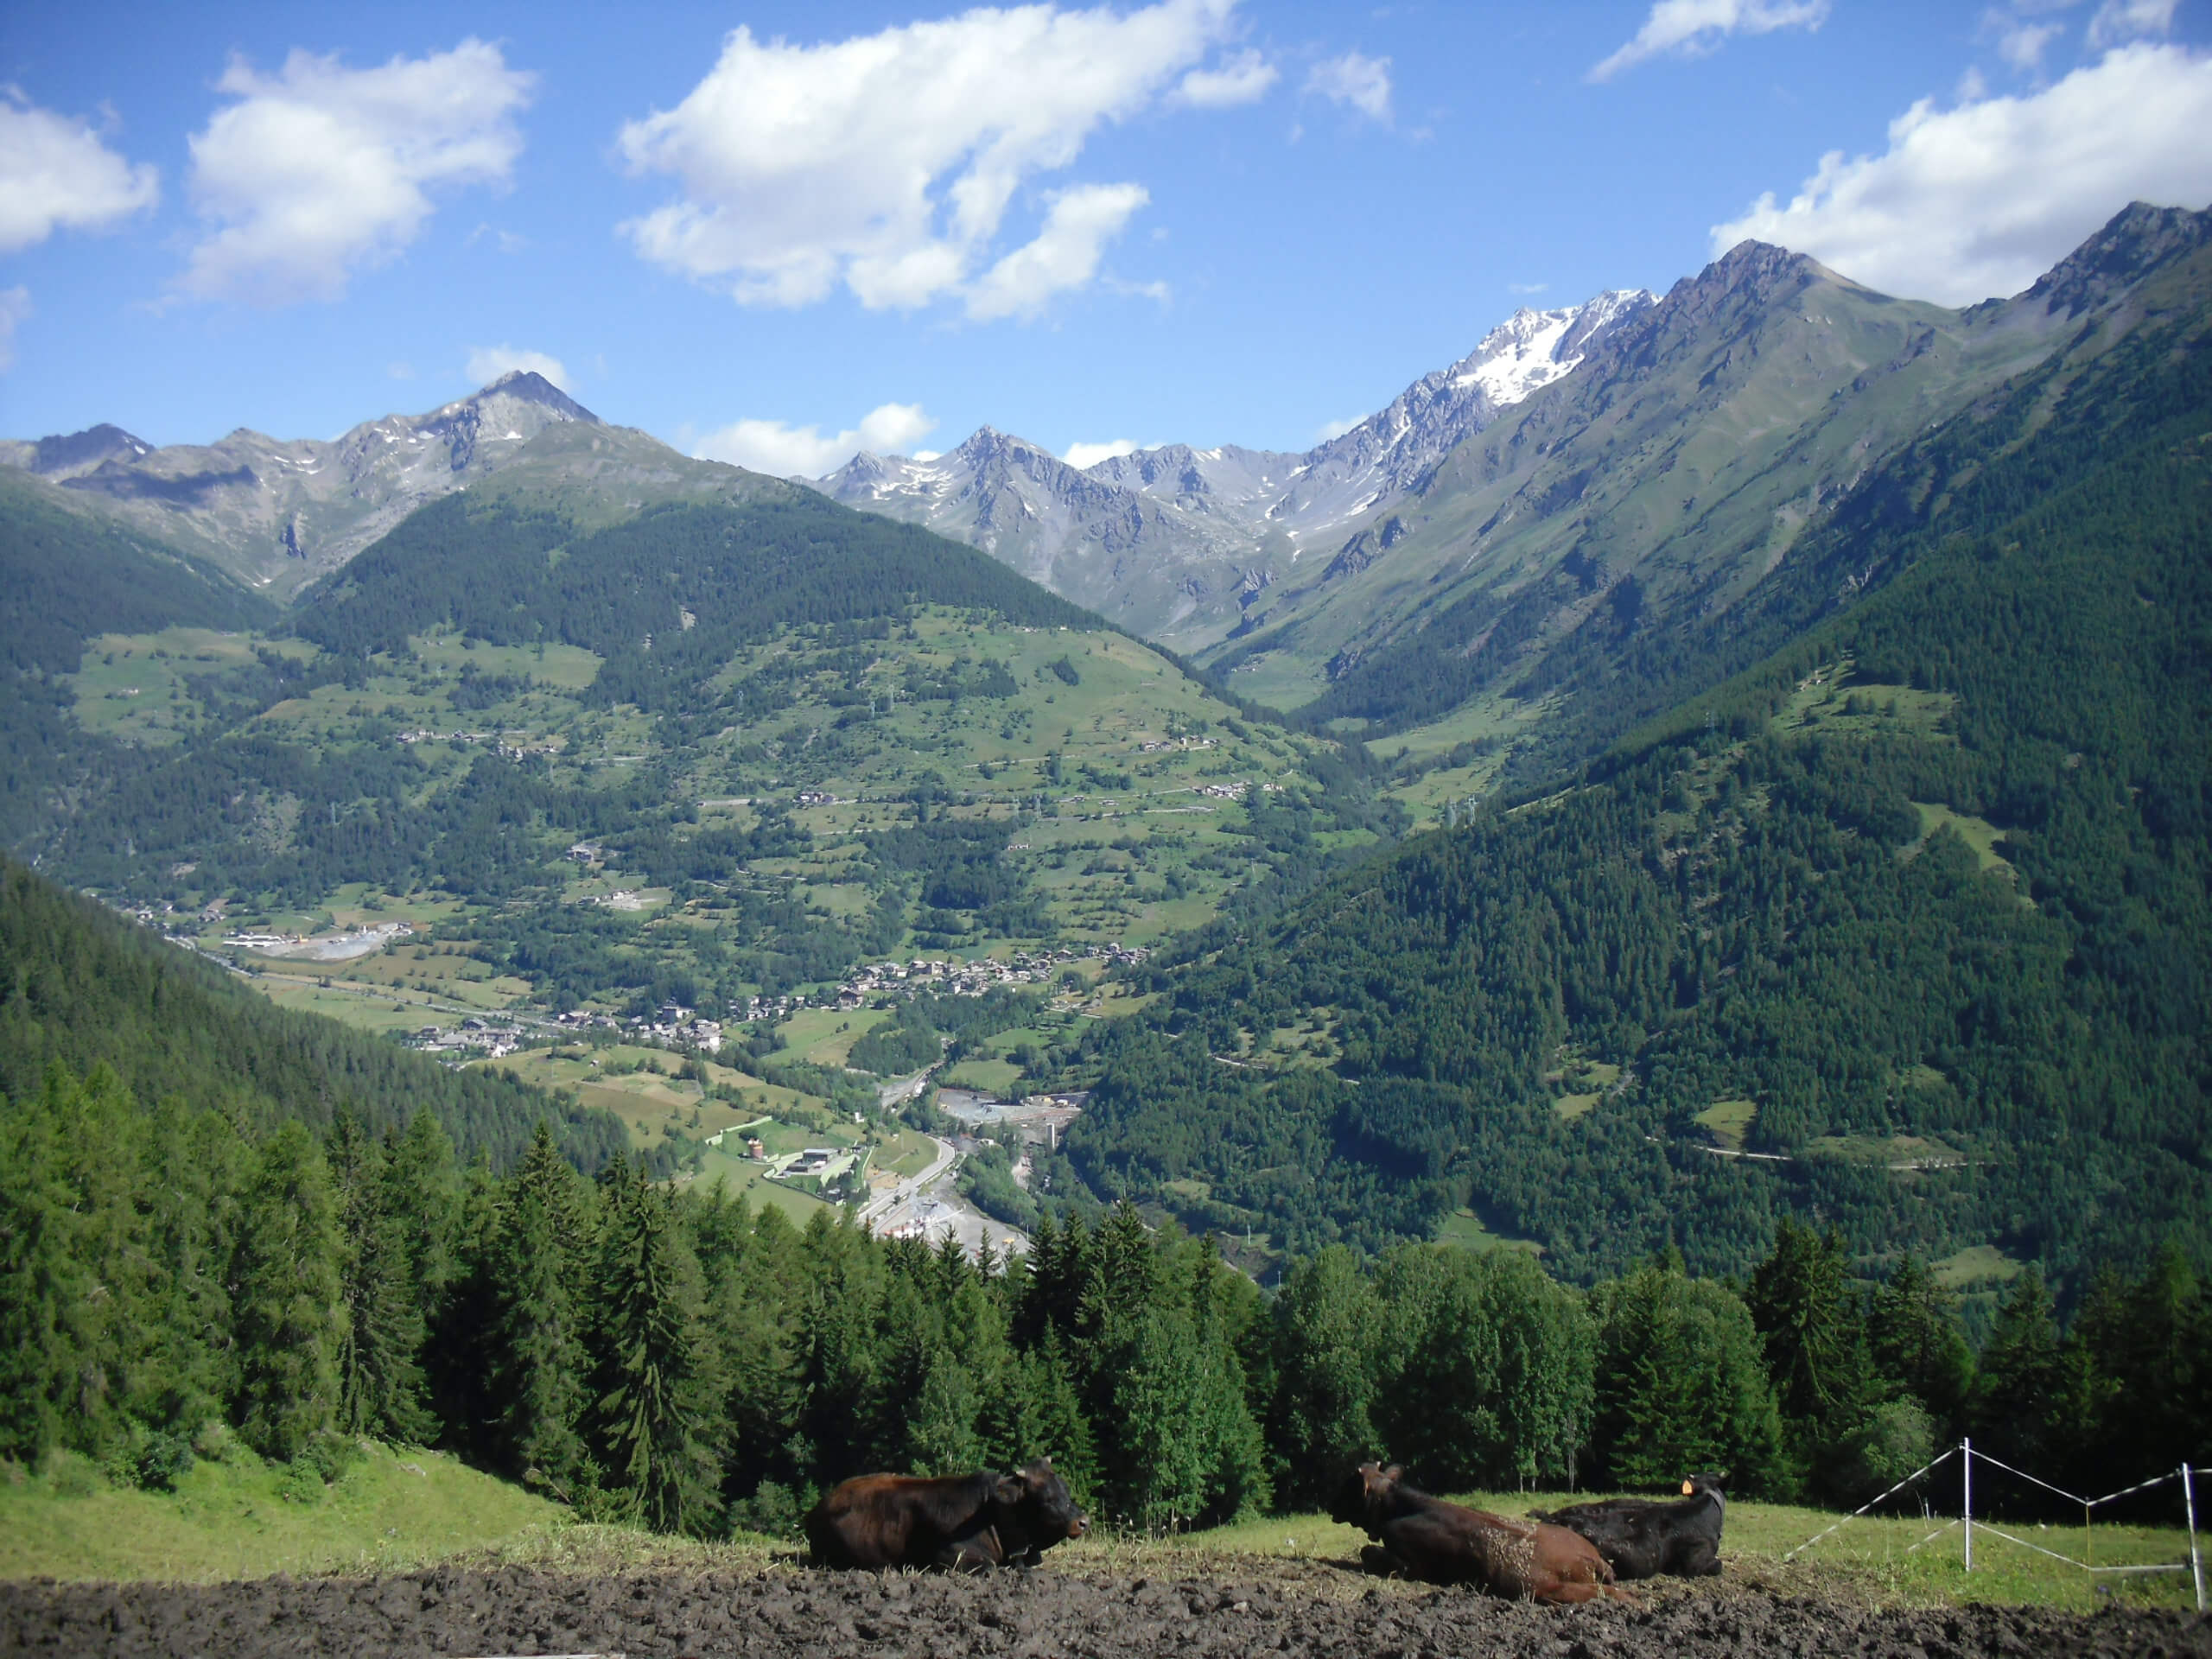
9,482,1387,1103
1062,239,2212,1289
0,855,627,1172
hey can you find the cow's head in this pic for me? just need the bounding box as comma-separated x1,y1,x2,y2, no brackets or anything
1680,1473,1728,1503
1329,1461,1405,1531
993,1458,1088,1552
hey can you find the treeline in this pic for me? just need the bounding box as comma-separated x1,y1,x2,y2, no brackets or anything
11,1056,2202,1532
0,856,624,1171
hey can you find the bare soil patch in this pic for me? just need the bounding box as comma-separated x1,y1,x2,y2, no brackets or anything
4,1561,2207,1658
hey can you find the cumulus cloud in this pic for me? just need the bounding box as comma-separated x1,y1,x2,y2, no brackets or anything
0,92,159,253
1713,44,2212,306
969,182,1150,319
1993,17,2064,72
2088,0,2180,47
0,286,30,372
466,344,570,390
1065,437,1141,467
1171,48,1278,108
694,402,937,477
1589,0,1830,83
619,2,1247,318
1305,51,1393,121
615,2,1240,319
180,40,533,305
1314,415,1361,442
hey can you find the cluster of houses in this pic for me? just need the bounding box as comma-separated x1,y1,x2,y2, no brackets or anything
395,729,556,760
406,1017,524,1059
822,941,1152,1014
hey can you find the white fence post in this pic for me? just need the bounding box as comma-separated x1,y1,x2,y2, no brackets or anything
1962,1437,1973,1573
2185,1464,2205,1614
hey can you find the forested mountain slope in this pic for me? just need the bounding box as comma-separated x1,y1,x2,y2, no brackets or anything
0,855,626,1171
1211,204,2212,751
0,474,275,845
1065,234,2212,1292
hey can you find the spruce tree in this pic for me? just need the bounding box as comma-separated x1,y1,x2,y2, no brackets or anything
230,1120,345,1461
488,1122,592,1494
589,1163,718,1533
329,1113,434,1443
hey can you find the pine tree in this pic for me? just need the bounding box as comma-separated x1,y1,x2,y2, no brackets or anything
589,1163,719,1533
1746,1219,1876,1498
329,1113,434,1443
1268,1244,1381,1505
1868,1253,1973,1428
488,1122,593,1494
230,1120,345,1461
1972,1268,2065,1478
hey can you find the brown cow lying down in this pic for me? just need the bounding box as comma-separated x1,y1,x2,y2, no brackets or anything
1331,1463,1630,1605
1530,1474,1726,1580
806,1459,1089,1570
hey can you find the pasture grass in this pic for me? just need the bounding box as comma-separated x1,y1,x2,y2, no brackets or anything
1694,1097,1758,1151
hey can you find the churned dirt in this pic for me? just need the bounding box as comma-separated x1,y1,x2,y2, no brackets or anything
3,1560,2205,1658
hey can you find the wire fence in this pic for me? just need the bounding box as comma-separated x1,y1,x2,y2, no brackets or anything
1784,1438,2206,1610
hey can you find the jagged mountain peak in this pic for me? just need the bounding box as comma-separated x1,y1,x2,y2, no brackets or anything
2014,200,2212,318
7,423,154,482
458,369,601,424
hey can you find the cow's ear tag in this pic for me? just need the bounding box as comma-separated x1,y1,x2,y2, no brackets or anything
1681,1481,1694,1495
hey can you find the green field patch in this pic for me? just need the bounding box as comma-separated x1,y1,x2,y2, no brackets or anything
1694,1098,1758,1151
1773,664,1957,743
871,1128,941,1180
1905,802,2014,877
941,1056,1024,1094
1933,1243,2024,1289
683,1146,840,1223
1551,1091,1602,1121
0,1440,557,1583
242,976,454,1033
1434,1207,1544,1255
771,1006,889,1067
1806,1132,1967,1168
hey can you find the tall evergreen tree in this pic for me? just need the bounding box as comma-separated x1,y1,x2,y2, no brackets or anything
230,1120,345,1461
488,1122,594,1494
329,1113,434,1443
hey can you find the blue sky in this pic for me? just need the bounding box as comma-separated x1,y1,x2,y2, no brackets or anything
3,2,2209,473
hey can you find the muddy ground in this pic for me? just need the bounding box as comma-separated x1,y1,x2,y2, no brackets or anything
3,1560,2205,1658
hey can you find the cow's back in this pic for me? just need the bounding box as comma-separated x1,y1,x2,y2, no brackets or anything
806,1473,992,1569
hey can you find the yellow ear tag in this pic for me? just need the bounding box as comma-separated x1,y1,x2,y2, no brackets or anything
1681,1481,1694,1495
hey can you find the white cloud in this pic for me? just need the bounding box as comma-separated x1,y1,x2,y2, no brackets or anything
1994,18,2064,71
1314,415,1361,442
1713,44,2212,306
969,182,1150,320
2088,0,2180,46
694,402,937,477
180,40,533,305
1305,51,1393,121
0,286,30,372
0,93,159,254
1065,437,1141,467
1508,280,1549,295
1589,0,1830,83
1171,48,1278,108
466,344,570,391
617,2,1243,319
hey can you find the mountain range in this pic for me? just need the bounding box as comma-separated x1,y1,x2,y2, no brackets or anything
814,289,1656,647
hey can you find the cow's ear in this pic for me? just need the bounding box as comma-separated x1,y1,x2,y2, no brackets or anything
1383,1465,1404,1480
995,1475,1026,1505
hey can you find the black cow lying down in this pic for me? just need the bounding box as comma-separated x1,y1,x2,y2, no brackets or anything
1529,1474,1726,1580
806,1459,1089,1570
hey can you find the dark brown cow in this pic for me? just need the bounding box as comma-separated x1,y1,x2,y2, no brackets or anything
1530,1473,1727,1580
1331,1462,1630,1605
805,1459,1088,1571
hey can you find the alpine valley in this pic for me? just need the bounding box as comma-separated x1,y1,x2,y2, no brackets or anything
4,199,2209,1312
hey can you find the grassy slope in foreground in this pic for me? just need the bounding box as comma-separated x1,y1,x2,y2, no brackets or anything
0,1442,558,1583
6,1461,2196,1615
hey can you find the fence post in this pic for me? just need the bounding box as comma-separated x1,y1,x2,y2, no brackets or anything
1961,1437,1973,1573
2185,1464,2205,1614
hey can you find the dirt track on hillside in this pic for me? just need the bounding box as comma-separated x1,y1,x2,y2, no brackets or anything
4,1561,2205,1657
